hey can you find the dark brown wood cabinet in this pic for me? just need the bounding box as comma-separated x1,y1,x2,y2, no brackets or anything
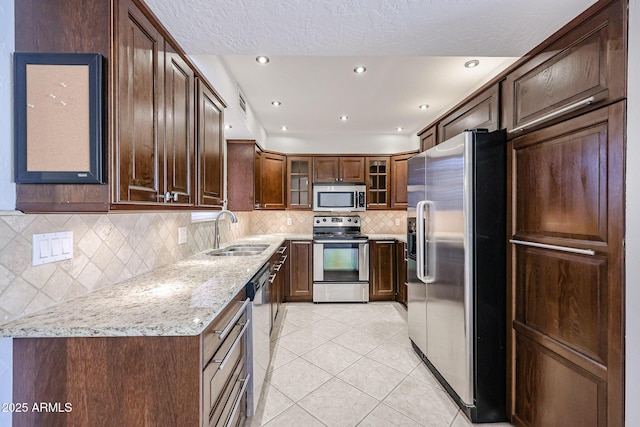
369,240,396,301
12,289,248,427
509,102,624,427
502,0,626,135
15,0,226,212
395,241,407,306
437,84,500,144
366,157,390,209
196,79,225,208
390,152,416,209
165,43,196,205
286,240,313,302
313,156,365,183
418,125,437,151
261,153,287,209
287,156,313,209
254,147,263,209
115,0,164,204
227,140,257,211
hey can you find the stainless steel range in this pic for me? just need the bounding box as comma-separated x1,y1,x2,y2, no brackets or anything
312,215,369,302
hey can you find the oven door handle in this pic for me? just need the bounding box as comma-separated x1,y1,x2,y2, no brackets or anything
313,239,369,244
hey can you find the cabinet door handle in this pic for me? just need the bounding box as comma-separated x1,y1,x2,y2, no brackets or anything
214,319,250,370
226,373,251,427
509,239,596,256
213,298,249,340
509,96,596,133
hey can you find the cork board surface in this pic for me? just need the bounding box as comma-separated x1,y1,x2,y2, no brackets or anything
26,64,90,172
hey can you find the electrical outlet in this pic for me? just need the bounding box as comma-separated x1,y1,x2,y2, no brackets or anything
178,227,187,244
395,218,400,226
287,217,292,226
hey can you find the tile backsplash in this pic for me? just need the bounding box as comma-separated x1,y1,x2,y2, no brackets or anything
0,209,405,324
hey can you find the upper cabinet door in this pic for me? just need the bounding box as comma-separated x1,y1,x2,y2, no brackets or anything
437,84,499,144
390,152,416,209
115,0,164,203
287,156,312,209
313,156,365,183
197,79,224,208
261,152,286,209
366,156,390,209
313,157,340,182
339,157,365,183
164,43,195,205
502,0,626,135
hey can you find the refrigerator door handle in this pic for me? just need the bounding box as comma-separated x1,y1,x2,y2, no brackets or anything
416,200,435,284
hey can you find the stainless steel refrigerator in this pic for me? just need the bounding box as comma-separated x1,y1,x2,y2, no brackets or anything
407,129,507,423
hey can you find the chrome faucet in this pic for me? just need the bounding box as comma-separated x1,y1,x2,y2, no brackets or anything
213,210,238,249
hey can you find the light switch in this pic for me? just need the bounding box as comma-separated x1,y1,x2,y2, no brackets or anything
178,227,187,244
32,231,74,266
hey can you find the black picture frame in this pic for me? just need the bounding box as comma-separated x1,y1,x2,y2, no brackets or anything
14,52,104,184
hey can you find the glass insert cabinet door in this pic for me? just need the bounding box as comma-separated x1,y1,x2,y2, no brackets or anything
287,157,311,208
366,157,389,208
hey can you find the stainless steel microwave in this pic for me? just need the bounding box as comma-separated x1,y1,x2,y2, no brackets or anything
312,184,366,212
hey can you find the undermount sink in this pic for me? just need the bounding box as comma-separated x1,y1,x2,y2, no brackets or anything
207,244,269,257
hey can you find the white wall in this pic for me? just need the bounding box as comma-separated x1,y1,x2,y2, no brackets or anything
267,133,419,154
626,1,639,425
0,0,15,211
0,2,14,425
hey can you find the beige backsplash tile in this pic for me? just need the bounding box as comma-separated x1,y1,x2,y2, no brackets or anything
0,209,405,324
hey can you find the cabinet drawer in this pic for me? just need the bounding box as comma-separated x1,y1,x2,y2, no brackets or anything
213,363,248,427
207,354,246,426
203,326,246,422
503,0,625,135
202,296,249,368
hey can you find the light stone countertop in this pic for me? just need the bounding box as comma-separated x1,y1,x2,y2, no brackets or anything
0,235,288,338
0,232,406,339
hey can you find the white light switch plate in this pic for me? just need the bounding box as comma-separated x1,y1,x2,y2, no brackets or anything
178,227,188,244
32,232,73,266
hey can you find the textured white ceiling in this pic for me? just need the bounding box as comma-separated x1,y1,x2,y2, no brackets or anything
144,0,598,140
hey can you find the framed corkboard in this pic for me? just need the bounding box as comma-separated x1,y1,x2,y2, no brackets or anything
14,53,104,183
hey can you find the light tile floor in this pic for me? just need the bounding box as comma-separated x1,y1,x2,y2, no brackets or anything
248,302,513,427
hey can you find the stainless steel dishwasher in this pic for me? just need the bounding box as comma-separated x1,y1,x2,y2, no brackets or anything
245,263,271,416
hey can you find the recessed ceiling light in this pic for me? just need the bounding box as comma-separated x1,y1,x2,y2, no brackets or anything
224,124,233,130
418,104,429,110
339,115,349,121
353,65,367,74
464,59,480,68
396,127,403,132
281,126,288,131
256,55,270,64
271,100,282,107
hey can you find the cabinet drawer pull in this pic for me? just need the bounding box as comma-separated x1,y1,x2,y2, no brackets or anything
214,298,250,340
214,319,250,370
509,239,596,256
225,373,250,427
509,96,595,133
274,264,282,272
268,273,277,284
277,246,287,254
279,254,288,264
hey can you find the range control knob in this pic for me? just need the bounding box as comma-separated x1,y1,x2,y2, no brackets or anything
347,218,352,222
354,219,359,224
322,218,327,222
315,219,320,223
